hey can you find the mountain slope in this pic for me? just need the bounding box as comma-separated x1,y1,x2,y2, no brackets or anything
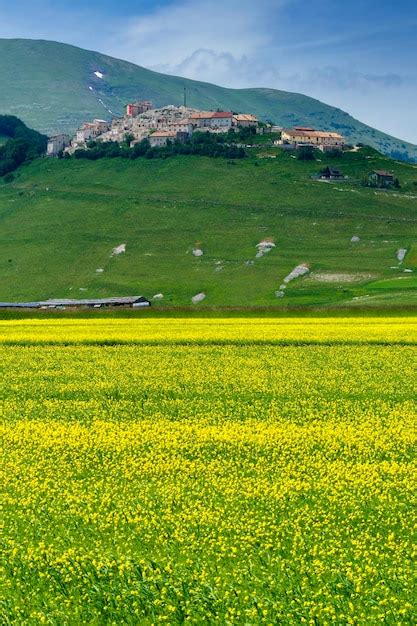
0,38,416,162
0,146,416,307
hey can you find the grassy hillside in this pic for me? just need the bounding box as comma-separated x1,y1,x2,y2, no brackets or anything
0,145,416,307
0,38,416,162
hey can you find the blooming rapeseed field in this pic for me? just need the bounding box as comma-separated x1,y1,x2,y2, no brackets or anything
0,316,416,345
0,317,416,624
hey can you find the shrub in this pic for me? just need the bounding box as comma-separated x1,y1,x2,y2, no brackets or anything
297,146,315,161
3,172,14,184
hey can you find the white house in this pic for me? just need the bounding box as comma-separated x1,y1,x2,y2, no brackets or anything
149,131,177,147
189,111,234,132
210,111,234,130
189,112,215,128
168,119,194,135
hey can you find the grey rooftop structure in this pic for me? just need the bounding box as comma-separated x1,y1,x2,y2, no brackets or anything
0,296,150,309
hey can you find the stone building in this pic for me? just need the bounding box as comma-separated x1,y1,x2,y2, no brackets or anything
47,134,70,156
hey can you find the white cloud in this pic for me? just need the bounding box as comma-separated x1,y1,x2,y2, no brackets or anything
109,0,284,77
152,48,282,88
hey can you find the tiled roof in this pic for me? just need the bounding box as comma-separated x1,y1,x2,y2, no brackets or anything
372,170,394,177
189,112,215,119
284,128,344,139
41,297,148,306
234,114,258,122
212,111,233,118
151,131,176,137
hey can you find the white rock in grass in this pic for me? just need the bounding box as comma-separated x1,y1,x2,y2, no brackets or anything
256,240,276,258
351,236,360,242
96,268,104,273
192,292,206,304
283,263,310,284
404,269,413,273
192,248,204,257
397,248,407,262
275,290,285,298
153,293,164,300
111,243,126,256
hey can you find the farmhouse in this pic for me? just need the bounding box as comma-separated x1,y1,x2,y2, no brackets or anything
368,170,395,187
319,167,345,180
47,134,70,156
279,127,345,151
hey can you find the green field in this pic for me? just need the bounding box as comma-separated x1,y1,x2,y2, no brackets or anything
1,145,416,307
1,317,416,624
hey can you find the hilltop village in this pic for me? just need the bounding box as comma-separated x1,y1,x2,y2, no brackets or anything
46,100,346,156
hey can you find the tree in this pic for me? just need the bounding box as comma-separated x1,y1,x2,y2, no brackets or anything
0,115,47,177
297,146,315,161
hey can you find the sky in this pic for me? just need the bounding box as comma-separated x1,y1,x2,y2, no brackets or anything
0,0,416,143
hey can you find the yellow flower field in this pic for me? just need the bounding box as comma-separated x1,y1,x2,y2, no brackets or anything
0,317,416,624
0,316,416,345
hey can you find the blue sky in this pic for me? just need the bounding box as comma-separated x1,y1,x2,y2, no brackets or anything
1,0,416,142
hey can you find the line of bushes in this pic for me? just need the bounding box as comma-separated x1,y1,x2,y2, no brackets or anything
66,131,247,162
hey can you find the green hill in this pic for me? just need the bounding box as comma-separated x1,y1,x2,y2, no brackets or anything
1,145,416,308
0,38,416,162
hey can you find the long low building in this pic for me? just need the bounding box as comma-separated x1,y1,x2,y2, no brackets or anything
0,296,151,309
0,302,40,309
279,127,345,150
